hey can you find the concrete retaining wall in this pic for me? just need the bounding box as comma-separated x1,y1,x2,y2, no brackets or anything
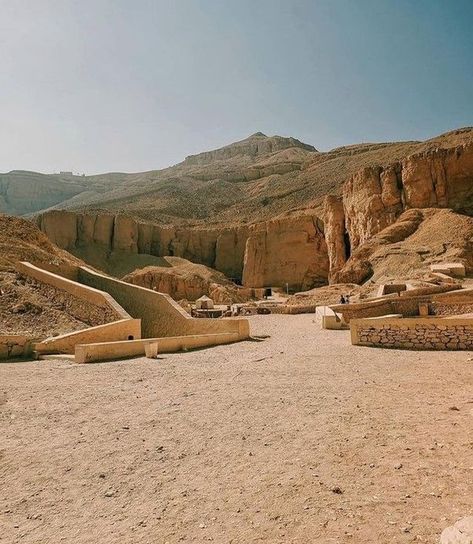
75,332,241,363
29,261,79,281
351,316,473,350
16,262,129,320
78,267,249,340
34,319,142,355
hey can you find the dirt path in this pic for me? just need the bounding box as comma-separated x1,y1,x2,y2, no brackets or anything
1,315,472,543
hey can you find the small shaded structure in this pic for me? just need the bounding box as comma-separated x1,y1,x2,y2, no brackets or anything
316,306,347,330
195,295,214,310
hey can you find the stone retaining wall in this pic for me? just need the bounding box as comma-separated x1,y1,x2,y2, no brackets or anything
24,277,121,327
78,266,250,340
0,335,31,360
430,302,473,316
267,304,316,314
16,261,129,321
333,287,473,323
351,316,473,350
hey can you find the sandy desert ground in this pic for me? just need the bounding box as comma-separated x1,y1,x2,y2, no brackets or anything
1,314,473,543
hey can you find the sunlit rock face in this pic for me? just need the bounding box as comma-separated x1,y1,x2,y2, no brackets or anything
38,210,329,290
242,216,329,290
330,142,473,283
34,130,473,289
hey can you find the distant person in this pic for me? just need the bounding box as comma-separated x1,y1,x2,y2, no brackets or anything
346,295,351,304
339,295,346,304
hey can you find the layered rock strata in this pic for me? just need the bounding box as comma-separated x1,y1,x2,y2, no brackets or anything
37,141,473,288
242,216,328,289
38,211,329,290
327,142,473,282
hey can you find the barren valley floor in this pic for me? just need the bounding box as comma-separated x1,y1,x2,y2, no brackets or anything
1,314,472,543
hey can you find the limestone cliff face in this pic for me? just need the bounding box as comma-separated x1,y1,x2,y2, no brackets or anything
37,210,329,290
327,142,473,283
215,227,250,280
343,164,404,250
242,216,328,290
37,142,473,289
343,143,473,250
323,196,348,282
184,132,316,166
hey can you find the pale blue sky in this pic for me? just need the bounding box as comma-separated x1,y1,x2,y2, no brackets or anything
0,0,472,174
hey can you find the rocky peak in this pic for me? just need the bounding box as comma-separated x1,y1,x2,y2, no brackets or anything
184,133,317,166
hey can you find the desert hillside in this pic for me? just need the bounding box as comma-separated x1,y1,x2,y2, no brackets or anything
0,170,119,216
0,214,97,338
6,127,471,225
31,127,473,291
3,127,473,292
0,214,83,272
59,127,473,226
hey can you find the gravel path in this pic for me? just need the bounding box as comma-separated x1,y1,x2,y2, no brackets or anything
1,314,472,543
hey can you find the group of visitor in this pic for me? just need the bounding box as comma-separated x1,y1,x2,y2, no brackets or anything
339,294,351,304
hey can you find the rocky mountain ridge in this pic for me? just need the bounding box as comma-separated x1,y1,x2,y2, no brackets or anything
36,127,473,290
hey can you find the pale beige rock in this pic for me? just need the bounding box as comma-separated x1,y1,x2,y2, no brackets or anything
341,142,473,259
123,257,252,303
242,215,328,289
441,517,473,544
38,210,78,250
324,195,348,282
112,215,138,253
35,139,473,286
215,227,249,280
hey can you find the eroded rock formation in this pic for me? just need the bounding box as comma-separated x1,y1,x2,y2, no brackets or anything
328,142,473,282
35,134,473,290
242,216,328,289
38,210,329,290
324,196,348,282
122,257,253,303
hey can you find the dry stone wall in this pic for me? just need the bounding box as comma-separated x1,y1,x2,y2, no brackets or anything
352,317,473,350
430,302,473,316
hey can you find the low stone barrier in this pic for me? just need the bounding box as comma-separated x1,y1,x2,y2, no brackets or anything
34,319,142,355
75,332,241,363
0,335,32,360
351,316,473,350
430,302,473,316
78,266,250,340
264,304,316,315
333,287,473,323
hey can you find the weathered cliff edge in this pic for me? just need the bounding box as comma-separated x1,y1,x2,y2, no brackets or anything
38,211,328,290
325,142,473,282
38,141,473,288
